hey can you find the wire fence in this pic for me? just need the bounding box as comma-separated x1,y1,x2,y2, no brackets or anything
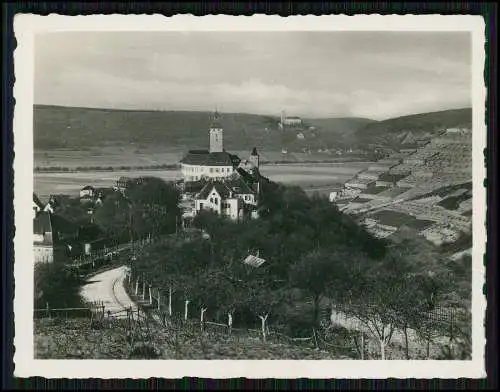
34,266,470,360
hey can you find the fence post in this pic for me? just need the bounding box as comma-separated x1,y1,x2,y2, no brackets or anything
200,307,207,332
149,284,153,305
157,289,161,311
142,280,146,301
312,328,319,349
135,278,139,295
227,312,233,335
46,302,50,319
361,332,365,360
184,300,190,322
168,286,172,316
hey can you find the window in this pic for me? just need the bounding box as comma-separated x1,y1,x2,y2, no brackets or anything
216,168,220,173
199,203,204,209
210,197,213,203
210,168,214,173
214,198,218,205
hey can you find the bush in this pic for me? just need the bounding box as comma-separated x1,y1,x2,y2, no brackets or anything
34,263,83,309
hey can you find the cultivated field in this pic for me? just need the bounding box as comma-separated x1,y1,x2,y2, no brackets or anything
34,152,371,200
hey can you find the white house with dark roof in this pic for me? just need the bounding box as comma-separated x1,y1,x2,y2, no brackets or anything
195,181,243,220
33,193,53,218
80,185,95,199
33,193,54,263
194,170,261,220
180,111,241,182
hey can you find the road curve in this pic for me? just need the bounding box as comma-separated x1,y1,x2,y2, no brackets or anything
80,265,137,318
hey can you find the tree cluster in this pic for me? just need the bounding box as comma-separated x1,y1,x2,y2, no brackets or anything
128,179,471,359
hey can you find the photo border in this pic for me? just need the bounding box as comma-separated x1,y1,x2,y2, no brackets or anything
2,2,497,389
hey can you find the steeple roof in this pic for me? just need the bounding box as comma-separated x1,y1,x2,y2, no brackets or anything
210,110,222,128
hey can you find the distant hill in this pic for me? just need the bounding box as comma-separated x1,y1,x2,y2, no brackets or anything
33,105,375,152
353,108,472,149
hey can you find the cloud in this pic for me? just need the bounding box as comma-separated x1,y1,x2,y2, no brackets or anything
34,31,472,120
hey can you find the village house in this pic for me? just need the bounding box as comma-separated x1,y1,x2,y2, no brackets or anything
33,193,53,216
195,181,244,220
33,193,54,263
80,185,95,199
194,172,260,221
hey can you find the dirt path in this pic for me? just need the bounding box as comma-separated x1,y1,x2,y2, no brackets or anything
80,265,137,318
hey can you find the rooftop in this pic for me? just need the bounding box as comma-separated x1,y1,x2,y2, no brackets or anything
180,150,240,167
33,211,52,235
33,193,45,210
197,172,257,200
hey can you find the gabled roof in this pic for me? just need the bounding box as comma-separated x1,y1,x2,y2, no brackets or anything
243,254,266,268
225,174,256,195
33,211,52,235
33,193,45,210
210,110,222,128
81,185,95,191
197,181,232,199
180,151,240,167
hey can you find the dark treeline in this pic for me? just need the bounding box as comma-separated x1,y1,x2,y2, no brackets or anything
34,177,182,309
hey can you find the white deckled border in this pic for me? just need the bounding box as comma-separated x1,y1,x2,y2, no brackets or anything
13,14,487,379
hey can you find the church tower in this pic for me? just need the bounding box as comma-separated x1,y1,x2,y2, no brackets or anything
209,110,224,153
249,147,259,168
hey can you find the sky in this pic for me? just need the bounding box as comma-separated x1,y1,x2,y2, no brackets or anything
34,31,472,120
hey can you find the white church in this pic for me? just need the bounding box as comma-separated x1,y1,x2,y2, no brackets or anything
179,110,259,182
179,111,241,182
179,110,265,221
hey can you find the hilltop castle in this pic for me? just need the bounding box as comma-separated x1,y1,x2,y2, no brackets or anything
179,110,260,183
179,110,266,222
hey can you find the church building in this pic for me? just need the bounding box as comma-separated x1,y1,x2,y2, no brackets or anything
180,111,241,182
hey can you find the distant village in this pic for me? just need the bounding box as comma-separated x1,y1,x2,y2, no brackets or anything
34,110,473,264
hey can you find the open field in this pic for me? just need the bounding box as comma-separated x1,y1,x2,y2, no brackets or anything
34,161,370,200
34,147,371,170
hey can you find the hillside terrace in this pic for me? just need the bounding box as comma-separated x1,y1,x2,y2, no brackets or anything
367,209,434,231
387,202,471,233
421,224,461,246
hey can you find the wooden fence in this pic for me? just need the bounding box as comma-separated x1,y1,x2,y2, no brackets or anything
122,270,366,358
121,266,468,359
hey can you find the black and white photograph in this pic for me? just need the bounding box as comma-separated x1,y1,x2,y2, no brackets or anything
14,14,486,379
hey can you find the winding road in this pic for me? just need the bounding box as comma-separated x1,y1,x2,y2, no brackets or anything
80,265,137,318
